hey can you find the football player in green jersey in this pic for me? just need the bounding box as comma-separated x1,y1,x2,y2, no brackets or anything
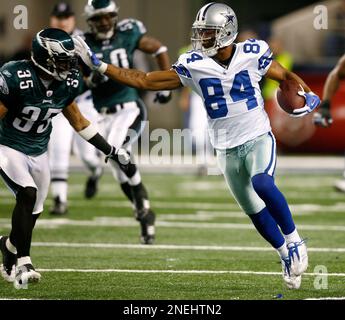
0,28,130,289
82,0,172,244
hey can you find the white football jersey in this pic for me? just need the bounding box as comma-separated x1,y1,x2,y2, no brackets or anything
173,39,273,149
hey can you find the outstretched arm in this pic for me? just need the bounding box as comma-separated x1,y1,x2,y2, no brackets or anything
73,35,183,91
104,65,182,91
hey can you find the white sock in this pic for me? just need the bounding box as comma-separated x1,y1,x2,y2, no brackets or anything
17,256,32,267
276,241,289,259
284,229,301,245
51,181,68,203
128,171,141,186
6,238,17,254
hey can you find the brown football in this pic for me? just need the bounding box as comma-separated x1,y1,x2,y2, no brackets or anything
276,79,305,114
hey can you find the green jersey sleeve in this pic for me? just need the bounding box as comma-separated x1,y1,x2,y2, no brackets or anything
0,62,19,108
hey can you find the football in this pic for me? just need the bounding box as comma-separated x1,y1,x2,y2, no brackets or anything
276,79,305,114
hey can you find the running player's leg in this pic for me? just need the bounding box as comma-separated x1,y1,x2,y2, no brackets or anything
106,100,155,244
247,132,308,278
0,146,44,286
48,114,73,215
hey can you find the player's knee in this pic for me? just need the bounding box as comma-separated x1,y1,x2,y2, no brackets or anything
251,173,275,197
17,187,37,208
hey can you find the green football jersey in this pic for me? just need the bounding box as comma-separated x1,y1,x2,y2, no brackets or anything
0,60,82,156
84,19,146,111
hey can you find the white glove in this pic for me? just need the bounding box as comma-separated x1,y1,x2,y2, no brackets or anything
73,36,107,74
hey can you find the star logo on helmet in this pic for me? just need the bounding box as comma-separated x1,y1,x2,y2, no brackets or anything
222,13,235,26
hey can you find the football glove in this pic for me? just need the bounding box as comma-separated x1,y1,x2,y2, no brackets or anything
73,36,107,74
290,87,321,118
105,147,130,170
154,90,172,104
313,100,333,127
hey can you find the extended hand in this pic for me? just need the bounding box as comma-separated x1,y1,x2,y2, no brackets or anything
105,147,130,171
313,100,333,127
73,36,107,74
290,87,321,118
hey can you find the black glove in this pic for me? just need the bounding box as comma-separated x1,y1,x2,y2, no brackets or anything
313,100,333,127
105,147,130,170
154,90,172,104
105,147,137,177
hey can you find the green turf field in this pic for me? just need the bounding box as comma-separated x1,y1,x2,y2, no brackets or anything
0,172,344,300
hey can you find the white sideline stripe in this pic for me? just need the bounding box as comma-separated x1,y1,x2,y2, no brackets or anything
34,268,345,277
31,242,345,253
0,298,36,300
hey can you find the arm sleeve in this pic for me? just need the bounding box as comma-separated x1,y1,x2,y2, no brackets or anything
172,54,193,87
65,71,85,106
257,40,273,76
0,63,16,107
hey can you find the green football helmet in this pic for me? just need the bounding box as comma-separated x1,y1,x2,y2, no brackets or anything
84,0,119,40
31,28,78,81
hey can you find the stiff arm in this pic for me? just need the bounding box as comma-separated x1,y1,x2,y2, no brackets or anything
104,65,183,91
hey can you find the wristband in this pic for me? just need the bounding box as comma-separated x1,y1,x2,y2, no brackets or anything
78,124,98,140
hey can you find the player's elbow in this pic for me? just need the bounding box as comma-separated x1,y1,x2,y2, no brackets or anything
284,70,295,81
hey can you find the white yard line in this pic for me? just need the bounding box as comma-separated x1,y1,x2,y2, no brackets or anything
34,268,345,277
31,241,345,253
2,196,345,213
2,217,345,232
304,297,345,300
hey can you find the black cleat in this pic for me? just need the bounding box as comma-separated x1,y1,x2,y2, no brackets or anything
0,236,17,282
135,209,156,245
50,196,68,215
84,176,99,199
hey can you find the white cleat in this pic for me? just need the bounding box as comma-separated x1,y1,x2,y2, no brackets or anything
334,179,345,193
287,239,308,276
281,256,302,289
14,264,41,289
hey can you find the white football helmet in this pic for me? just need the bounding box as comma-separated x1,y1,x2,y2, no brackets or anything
84,0,119,40
191,2,238,57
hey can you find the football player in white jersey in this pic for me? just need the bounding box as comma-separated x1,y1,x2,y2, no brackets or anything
48,2,103,216
74,3,321,289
